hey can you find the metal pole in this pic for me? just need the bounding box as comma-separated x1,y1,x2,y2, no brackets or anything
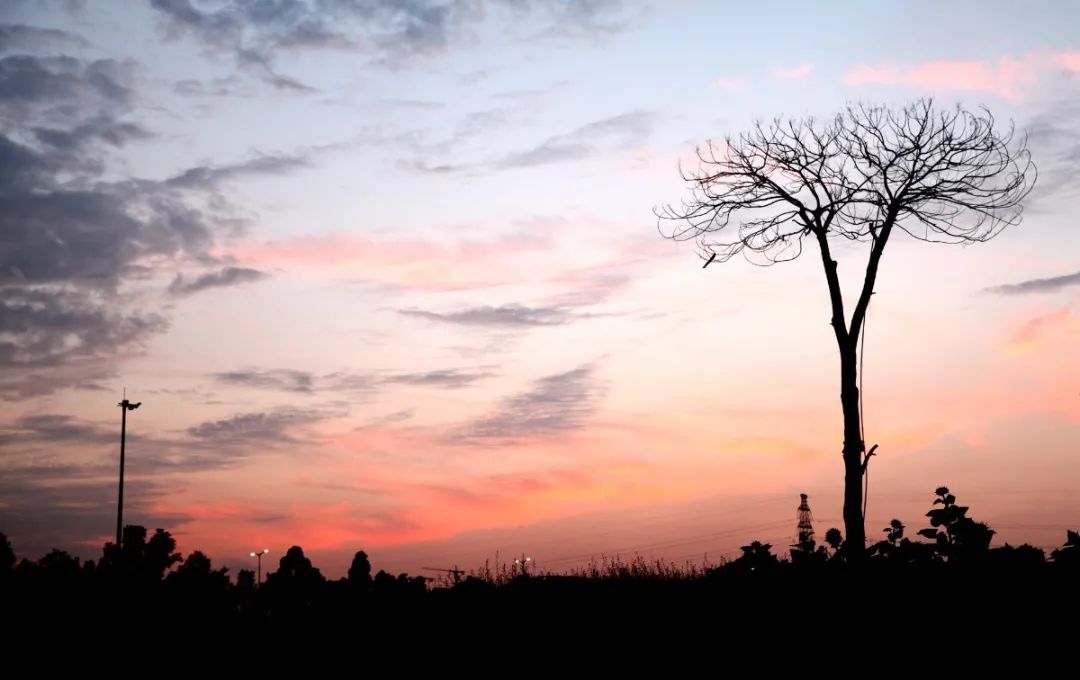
257,553,262,588
116,401,127,546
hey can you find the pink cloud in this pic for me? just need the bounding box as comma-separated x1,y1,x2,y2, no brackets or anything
714,76,746,90
221,229,555,291
771,64,813,80
219,216,660,294
1051,51,1080,71
843,50,1080,99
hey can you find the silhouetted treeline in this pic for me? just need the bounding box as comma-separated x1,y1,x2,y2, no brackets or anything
2,487,1077,651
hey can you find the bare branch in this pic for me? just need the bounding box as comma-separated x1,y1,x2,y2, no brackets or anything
656,98,1037,273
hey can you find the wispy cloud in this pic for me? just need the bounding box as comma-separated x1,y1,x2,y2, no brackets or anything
164,153,309,190
405,110,655,174
1024,98,1080,207
168,266,268,297
212,367,491,392
984,270,1080,296
399,304,573,327
454,364,603,442
186,407,328,443
381,369,494,389
494,111,654,169
0,23,89,50
213,368,315,393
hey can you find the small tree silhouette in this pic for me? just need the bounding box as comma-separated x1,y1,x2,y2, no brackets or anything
824,528,844,557
347,550,373,592
884,519,905,545
728,541,780,575
918,487,994,561
0,532,14,576
1051,530,1080,570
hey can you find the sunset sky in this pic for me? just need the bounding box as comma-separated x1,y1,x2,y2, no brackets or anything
2,0,1078,578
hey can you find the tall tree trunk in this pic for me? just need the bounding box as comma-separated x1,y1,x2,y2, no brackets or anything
839,339,865,556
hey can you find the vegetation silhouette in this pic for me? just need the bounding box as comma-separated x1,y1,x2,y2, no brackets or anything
2,487,1076,651
657,99,1036,552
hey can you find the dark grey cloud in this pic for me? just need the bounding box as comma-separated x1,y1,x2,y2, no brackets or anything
399,304,572,327
0,401,333,559
984,270,1080,296
1,406,333,473
494,0,643,37
382,369,493,389
0,363,117,402
151,0,474,59
456,364,602,441
0,54,135,120
0,475,185,562
168,266,268,297
0,52,313,398
213,368,315,393
0,23,89,51
0,413,116,447
34,116,153,151
152,0,639,90
0,288,168,368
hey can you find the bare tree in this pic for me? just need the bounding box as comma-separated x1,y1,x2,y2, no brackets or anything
656,99,1035,555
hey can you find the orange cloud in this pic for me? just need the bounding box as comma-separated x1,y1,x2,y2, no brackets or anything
843,50,1080,99
1006,306,1076,355
718,435,826,462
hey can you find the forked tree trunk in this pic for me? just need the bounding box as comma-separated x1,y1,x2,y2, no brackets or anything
839,339,865,556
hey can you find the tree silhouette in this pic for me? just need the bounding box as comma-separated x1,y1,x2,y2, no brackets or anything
0,532,14,576
263,545,326,618
99,525,182,581
658,99,1034,554
348,550,372,592
1051,530,1080,570
728,541,780,575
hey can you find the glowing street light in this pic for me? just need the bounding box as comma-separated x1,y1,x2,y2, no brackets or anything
250,548,270,588
513,554,532,577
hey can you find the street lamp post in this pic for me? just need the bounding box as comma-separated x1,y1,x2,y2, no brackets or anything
250,549,270,588
116,396,141,546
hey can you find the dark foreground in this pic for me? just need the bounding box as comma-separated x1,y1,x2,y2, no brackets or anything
3,488,1078,662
